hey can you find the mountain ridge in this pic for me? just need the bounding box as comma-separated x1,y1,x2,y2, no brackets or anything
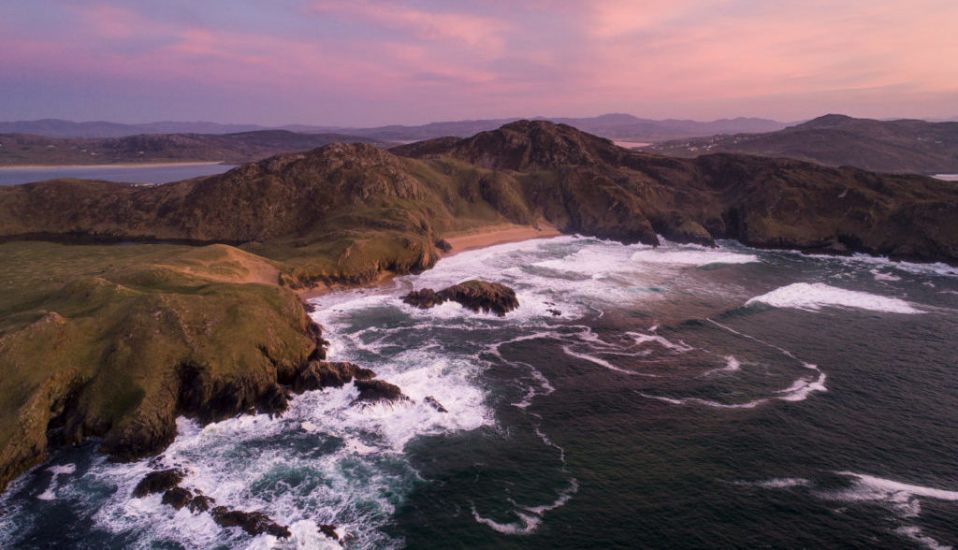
646,114,958,173
0,114,787,142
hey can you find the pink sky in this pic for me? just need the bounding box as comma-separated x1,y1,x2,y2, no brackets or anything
1,0,955,125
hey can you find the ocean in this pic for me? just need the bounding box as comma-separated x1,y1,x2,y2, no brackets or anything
0,163,234,186
1,236,957,549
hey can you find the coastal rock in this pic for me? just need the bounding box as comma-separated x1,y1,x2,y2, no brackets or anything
161,487,193,510
132,469,185,498
319,524,340,541
353,379,408,405
435,238,453,253
423,396,448,413
188,494,215,513
210,507,291,539
293,361,376,392
403,280,519,316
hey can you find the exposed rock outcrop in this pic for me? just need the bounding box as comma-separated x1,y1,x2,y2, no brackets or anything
132,469,184,497
132,469,292,539
423,396,447,413
353,380,408,405
211,507,291,538
403,280,520,316
293,361,376,392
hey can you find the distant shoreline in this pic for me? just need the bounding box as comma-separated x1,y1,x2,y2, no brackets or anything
0,161,227,170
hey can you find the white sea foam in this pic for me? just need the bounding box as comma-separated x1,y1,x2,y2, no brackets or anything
751,472,957,548
754,478,810,489
630,249,759,266
36,463,77,501
897,526,954,550
746,283,922,314
471,479,579,536
703,355,742,377
828,472,958,515
871,269,902,282
801,251,958,278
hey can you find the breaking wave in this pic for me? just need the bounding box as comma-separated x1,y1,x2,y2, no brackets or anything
746,283,923,314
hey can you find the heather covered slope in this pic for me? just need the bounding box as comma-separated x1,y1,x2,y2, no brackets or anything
1,120,957,493
645,114,958,174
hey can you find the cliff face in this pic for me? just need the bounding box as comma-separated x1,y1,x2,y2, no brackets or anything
1,120,957,493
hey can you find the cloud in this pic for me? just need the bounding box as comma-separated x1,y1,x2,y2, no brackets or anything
0,0,956,124
310,1,511,55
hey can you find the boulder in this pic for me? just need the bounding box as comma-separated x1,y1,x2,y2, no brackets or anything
319,524,340,541
211,507,291,539
353,379,408,405
188,494,215,513
423,396,447,413
403,280,519,316
132,469,185,498
162,487,193,510
294,361,376,392
435,239,453,253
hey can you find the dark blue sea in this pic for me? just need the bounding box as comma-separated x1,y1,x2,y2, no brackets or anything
2,236,957,549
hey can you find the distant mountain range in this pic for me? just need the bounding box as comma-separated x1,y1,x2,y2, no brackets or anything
645,114,958,174
0,114,787,142
0,131,382,165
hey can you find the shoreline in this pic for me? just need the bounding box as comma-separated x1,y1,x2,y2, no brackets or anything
295,223,563,300
442,222,561,256
0,161,228,170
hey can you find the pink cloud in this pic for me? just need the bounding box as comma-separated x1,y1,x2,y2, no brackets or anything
310,1,511,55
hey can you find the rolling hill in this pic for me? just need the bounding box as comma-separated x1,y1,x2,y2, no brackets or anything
0,130,382,165
645,114,958,174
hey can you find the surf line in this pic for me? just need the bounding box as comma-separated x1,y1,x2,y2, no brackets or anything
638,318,827,409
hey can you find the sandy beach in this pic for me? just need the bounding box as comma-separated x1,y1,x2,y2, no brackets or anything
442,222,561,256
295,223,562,300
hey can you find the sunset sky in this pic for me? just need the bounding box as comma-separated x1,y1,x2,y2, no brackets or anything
2,0,956,126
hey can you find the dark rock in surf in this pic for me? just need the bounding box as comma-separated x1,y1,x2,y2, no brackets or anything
188,494,215,513
132,469,185,498
403,280,519,316
435,238,453,253
423,396,448,413
255,384,291,416
162,487,193,510
353,379,408,404
211,507,291,538
319,524,340,541
294,361,376,392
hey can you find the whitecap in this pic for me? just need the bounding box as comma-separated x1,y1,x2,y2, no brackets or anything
37,463,77,501
630,248,759,266
746,283,922,314
471,479,579,536
896,526,954,550
703,355,742,377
